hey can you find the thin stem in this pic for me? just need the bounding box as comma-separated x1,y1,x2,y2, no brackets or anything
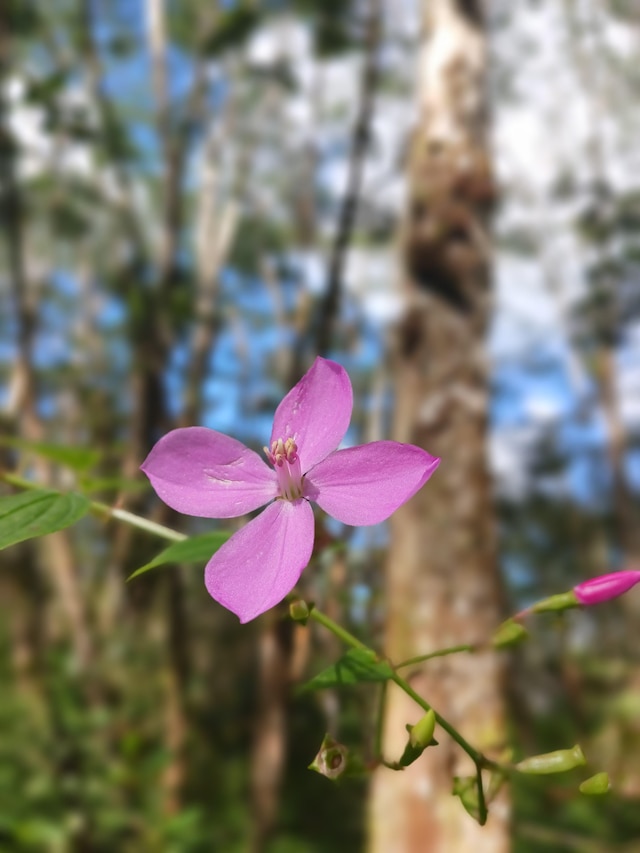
475,762,488,826
389,671,495,770
308,606,369,651
92,502,187,543
307,605,499,773
396,644,476,669
1,473,186,543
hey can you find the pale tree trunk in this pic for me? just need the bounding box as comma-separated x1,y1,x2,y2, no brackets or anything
369,2,509,851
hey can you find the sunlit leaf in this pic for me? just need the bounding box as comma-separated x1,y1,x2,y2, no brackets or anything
128,531,230,580
297,648,394,693
0,490,90,550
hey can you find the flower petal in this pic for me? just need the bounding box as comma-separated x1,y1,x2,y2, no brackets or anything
204,499,315,623
141,427,277,518
304,441,440,526
270,357,353,472
574,570,640,606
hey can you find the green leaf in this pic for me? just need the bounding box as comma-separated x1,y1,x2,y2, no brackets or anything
0,437,100,472
0,490,90,550
128,531,230,580
298,648,394,694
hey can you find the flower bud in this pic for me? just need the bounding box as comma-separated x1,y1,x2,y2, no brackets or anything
289,599,310,622
491,620,528,648
397,710,438,767
574,570,640,607
409,709,437,749
308,734,348,781
579,772,611,795
531,591,579,614
515,744,586,775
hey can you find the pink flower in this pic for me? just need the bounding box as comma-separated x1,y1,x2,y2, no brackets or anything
574,569,640,606
141,357,440,622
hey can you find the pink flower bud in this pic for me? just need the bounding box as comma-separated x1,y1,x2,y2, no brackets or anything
574,570,640,606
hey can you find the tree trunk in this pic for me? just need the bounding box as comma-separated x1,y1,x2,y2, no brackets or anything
369,2,509,850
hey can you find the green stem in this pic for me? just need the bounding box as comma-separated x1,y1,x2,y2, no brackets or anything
92,502,187,542
476,762,488,826
2,472,186,543
390,671,493,769
396,644,476,669
307,606,498,773
308,606,369,651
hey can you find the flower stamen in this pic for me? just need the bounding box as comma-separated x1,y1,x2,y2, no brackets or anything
264,436,303,500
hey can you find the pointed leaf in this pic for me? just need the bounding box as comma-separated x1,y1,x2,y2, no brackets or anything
298,648,394,694
128,531,231,580
0,490,90,550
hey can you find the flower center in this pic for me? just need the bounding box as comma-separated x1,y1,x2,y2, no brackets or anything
264,436,304,501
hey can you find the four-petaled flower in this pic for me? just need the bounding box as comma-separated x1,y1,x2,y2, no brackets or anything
141,357,439,622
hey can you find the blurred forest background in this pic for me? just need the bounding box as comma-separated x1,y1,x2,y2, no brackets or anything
2,0,640,851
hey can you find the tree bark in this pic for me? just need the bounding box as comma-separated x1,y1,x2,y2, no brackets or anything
369,2,509,850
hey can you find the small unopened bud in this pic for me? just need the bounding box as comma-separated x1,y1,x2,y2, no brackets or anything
289,599,310,622
492,620,528,648
516,744,586,775
579,772,611,795
531,591,579,614
574,570,640,606
397,710,438,767
410,709,437,749
308,734,348,781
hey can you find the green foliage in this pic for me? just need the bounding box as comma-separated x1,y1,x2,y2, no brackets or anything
0,636,214,852
128,531,231,580
5,0,40,36
0,490,90,551
297,648,394,694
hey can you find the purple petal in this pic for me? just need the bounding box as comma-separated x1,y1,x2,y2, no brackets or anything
574,570,640,606
270,357,353,472
204,499,315,623
304,441,440,526
141,427,277,518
